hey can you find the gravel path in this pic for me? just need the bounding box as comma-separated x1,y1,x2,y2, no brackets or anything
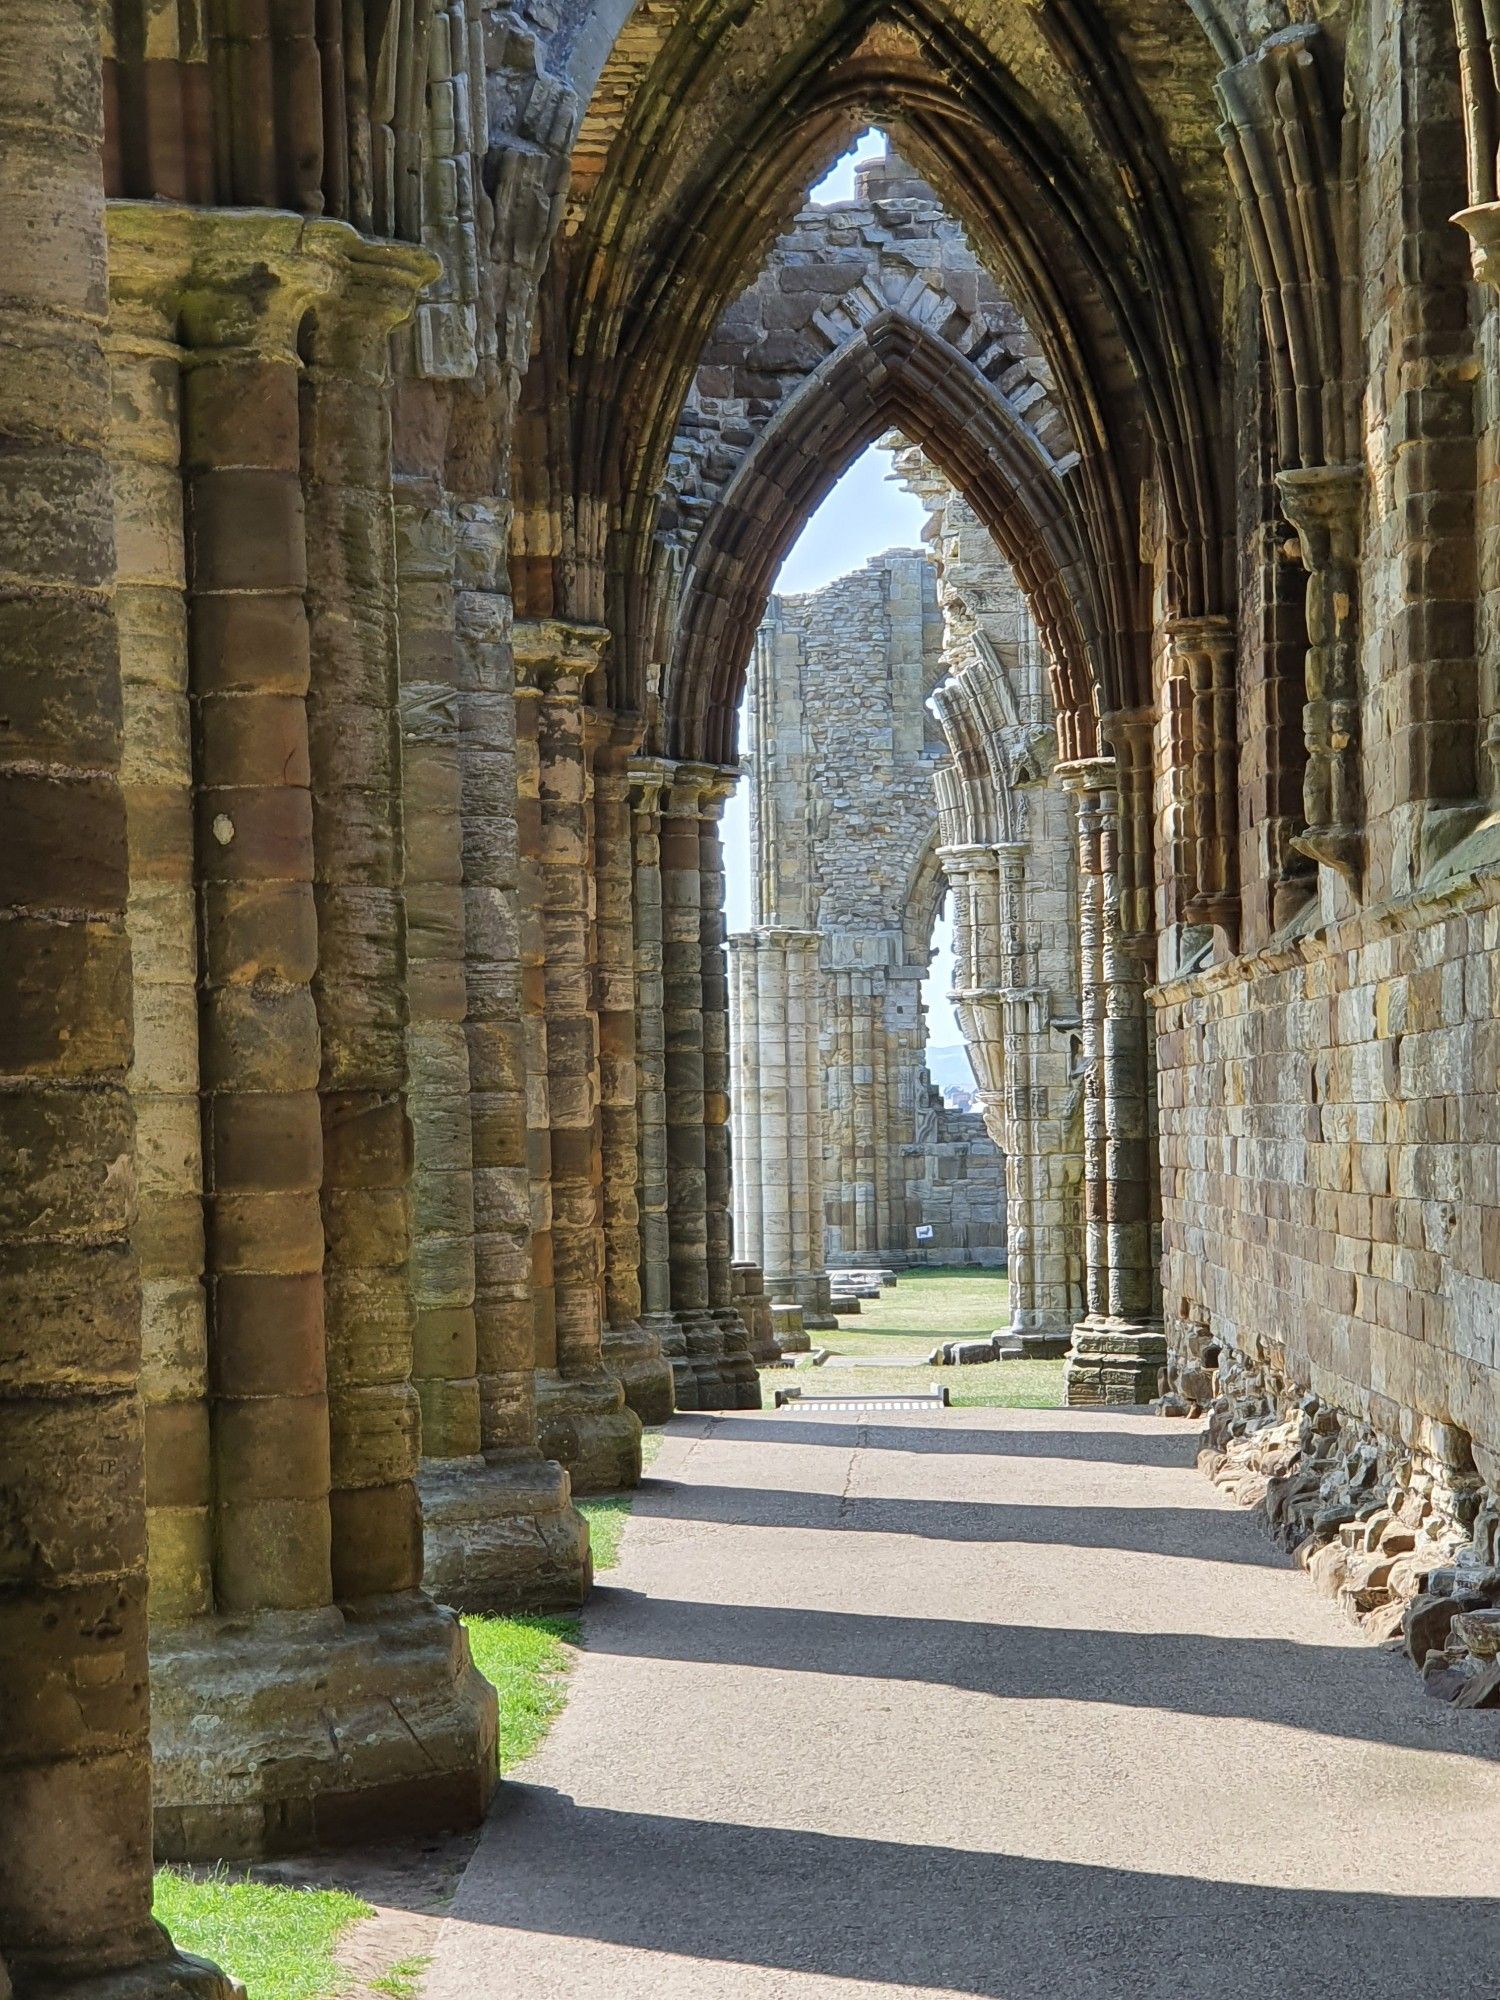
424,1405,1500,1998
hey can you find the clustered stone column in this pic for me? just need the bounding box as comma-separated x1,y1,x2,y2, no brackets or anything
116,208,494,1859
944,835,1082,1355
1165,614,1240,933
728,928,830,1316
301,237,440,1605
1278,464,1365,885
516,620,641,1488
414,505,588,1610
106,209,212,1629
592,721,676,1424
629,758,695,1404
1057,758,1165,1404
699,773,761,1403
659,765,757,1407
0,12,231,1984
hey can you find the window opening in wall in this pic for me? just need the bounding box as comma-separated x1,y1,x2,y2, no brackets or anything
924,899,972,1107
808,127,890,206
720,442,927,930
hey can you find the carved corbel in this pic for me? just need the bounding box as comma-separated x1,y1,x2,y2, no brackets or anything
1277,464,1364,883
1220,26,1362,890
1164,616,1239,935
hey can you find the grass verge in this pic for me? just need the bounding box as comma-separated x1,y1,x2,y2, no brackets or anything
152,1868,371,2000
465,1612,581,1768
766,1269,1066,1410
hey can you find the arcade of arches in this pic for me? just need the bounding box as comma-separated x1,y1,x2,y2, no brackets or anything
7,0,1500,1989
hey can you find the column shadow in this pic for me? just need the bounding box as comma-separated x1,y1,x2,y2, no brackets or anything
442,1790,1500,1997
636,1480,1281,1566
682,1415,1201,1468
583,1588,1500,1760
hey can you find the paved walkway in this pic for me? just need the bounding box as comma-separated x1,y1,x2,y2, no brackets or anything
425,1406,1500,1999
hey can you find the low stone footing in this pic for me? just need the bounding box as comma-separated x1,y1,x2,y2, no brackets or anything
730,1262,779,1363
1187,1345,1500,1708
419,1454,591,1612
150,1594,497,1861
15,1949,245,2000
1063,1318,1166,1405
535,1370,643,1492
677,1310,735,1407
997,1328,1073,1360
601,1321,677,1425
641,1312,698,1410
713,1306,763,1407
770,1303,811,1353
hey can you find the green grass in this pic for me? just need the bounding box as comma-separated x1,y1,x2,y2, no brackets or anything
152,1868,371,2000
464,1612,581,1768
768,1268,1066,1410
370,1956,431,1999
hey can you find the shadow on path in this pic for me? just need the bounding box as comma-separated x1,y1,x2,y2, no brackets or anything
585,1587,1500,1761
449,1791,1500,1998
637,1480,1282,1566
690,1415,1200,1468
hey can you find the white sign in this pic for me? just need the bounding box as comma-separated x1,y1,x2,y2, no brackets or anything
914,1225,934,1242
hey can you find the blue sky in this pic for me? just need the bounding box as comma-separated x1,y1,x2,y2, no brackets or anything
718,125,962,1056
718,440,962,1052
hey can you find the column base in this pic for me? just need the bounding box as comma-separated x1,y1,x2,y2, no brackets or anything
601,1320,677,1425
641,1312,699,1410
4,1947,243,1999
419,1452,591,1613
769,1302,811,1353
676,1310,735,1408
535,1368,643,1493
150,1592,497,1862
994,1312,1075,1361
1063,1317,1168,1407
713,1306,764,1409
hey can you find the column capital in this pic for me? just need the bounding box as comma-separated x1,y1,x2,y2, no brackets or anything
300,226,441,381
1275,462,1363,565
513,617,609,697
661,759,735,815
172,208,344,357
105,201,198,343
1163,613,1234,660
1054,756,1118,796
937,841,1005,874
1456,201,1500,288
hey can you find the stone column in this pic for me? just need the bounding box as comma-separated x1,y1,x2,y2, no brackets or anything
995,840,1079,1355
593,721,675,1424
629,758,695,1404
729,928,833,1318
105,210,213,1629
0,12,229,1982
661,763,732,1406
300,236,438,1603
729,935,764,1269
1056,759,1165,1405
148,211,493,1858
1278,465,1364,885
416,505,587,1611
517,620,640,1490
699,773,761,1408
1165,615,1240,935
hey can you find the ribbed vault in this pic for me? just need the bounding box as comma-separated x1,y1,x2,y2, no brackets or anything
515,0,1240,736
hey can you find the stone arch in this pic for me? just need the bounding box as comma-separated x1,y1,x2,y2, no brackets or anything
666,310,1100,766
543,0,1238,727
903,830,950,970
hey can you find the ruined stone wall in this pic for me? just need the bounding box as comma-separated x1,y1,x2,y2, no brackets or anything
734,547,1008,1272
1153,0,1500,1691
